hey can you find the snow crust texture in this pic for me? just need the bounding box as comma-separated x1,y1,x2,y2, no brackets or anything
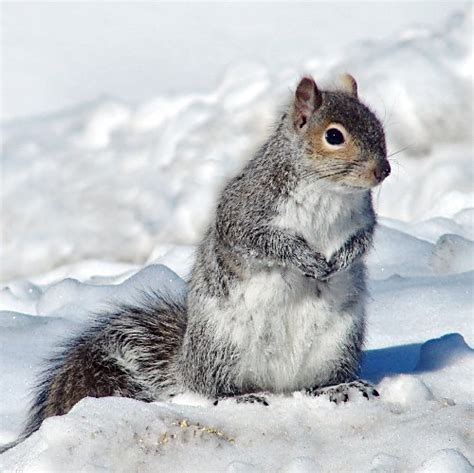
0,7,473,473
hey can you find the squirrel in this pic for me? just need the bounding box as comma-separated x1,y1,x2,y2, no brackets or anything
2,74,390,452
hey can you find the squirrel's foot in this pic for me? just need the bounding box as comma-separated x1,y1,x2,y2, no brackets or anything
306,380,379,404
213,393,270,406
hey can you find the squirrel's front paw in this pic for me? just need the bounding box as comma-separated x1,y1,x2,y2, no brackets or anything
292,236,333,280
300,254,333,280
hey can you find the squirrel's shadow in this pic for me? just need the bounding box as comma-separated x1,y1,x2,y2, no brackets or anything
361,342,423,383
361,332,473,383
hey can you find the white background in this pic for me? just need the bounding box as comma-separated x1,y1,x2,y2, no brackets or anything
1,1,465,121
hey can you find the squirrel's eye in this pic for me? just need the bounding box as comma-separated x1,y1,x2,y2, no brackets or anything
325,128,345,146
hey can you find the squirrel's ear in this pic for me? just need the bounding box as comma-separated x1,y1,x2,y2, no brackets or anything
293,76,322,132
339,73,358,98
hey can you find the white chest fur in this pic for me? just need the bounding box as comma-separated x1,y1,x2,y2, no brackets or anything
206,183,369,393
211,268,364,392
274,181,370,259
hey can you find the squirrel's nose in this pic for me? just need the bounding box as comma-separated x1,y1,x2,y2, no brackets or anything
373,160,391,182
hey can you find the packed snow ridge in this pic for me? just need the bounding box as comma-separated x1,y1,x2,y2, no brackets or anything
1,7,473,473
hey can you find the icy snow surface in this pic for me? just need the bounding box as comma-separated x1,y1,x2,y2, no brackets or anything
1,7,473,473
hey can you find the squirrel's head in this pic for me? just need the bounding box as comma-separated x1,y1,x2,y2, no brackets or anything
289,75,390,189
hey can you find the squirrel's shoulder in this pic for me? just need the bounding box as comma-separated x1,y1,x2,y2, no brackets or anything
215,146,299,225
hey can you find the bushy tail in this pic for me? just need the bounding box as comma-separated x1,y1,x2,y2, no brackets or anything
0,291,187,454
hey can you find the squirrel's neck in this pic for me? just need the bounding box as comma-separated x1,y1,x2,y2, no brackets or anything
255,119,303,170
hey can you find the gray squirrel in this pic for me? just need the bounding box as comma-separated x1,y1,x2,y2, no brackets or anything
2,74,390,451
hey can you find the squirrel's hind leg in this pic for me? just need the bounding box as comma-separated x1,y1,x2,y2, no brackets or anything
213,393,270,406
306,379,379,404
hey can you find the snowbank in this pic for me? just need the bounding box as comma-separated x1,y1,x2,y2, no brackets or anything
1,7,472,281
1,390,472,473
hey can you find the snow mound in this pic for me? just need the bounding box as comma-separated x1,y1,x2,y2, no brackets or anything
3,264,185,322
430,234,474,274
35,263,185,321
415,449,473,473
378,375,434,405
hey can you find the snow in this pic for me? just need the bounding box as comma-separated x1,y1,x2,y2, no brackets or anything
1,4,473,473
415,449,473,473
2,4,472,282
